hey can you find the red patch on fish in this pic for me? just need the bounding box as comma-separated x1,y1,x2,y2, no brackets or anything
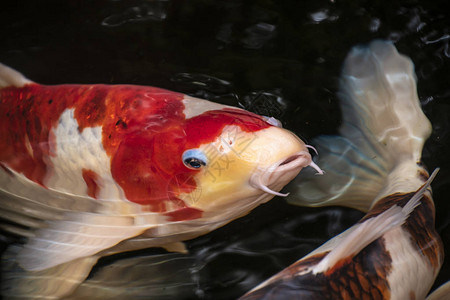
0,83,270,219
164,207,203,221
82,168,100,199
185,108,270,148
1,84,179,185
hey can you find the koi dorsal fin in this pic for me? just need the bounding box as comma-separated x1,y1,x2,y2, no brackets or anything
0,62,33,88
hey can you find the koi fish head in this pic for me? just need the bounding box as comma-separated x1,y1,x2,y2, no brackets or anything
181,108,314,214
110,95,317,220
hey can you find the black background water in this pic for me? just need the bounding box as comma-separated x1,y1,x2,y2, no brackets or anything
1,0,449,299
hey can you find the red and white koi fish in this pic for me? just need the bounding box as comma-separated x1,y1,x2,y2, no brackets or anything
241,41,446,299
0,63,322,298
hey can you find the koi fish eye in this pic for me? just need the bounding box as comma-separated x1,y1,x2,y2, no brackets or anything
182,149,208,170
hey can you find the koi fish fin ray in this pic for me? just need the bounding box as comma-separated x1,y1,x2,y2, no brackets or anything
2,244,99,298
312,169,438,274
290,40,431,212
287,135,387,211
16,212,147,271
339,40,431,160
68,253,196,298
0,167,103,235
0,62,33,88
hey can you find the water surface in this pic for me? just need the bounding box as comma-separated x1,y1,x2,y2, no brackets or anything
1,1,449,299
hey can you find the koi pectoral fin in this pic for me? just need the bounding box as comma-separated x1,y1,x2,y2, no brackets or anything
2,244,100,298
161,242,188,254
16,212,148,271
68,253,197,298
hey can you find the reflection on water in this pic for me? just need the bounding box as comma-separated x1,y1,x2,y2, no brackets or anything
309,9,339,24
241,22,277,49
240,90,287,121
171,73,233,94
0,0,449,299
102,1,169,27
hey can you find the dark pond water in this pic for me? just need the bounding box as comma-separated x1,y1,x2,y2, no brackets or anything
1,0,449,299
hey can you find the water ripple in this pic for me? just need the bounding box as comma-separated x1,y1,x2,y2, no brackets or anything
240,90,287,120
241,22,277,50
102,1,168,27
309,9,339,24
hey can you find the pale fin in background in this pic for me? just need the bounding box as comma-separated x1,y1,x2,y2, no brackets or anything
2,245,100,299
0,62,33,88
16,212,148,271
65,253,197,299
287,135,387,211
288,40,432,212
426,280,450,300
0,168,150,271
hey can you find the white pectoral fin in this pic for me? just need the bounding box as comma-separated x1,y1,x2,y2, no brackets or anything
313,169,438,274
2,245,100,298
17,212,147,271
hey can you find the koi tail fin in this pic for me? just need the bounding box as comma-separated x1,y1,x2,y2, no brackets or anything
0,62,33,88
288,40,432,211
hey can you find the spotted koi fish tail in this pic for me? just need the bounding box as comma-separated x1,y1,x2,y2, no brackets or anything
288,40,432,212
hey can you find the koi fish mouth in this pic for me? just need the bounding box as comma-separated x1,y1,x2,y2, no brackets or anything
250,148,323,197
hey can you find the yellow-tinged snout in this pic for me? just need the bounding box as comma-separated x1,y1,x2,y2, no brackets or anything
182,125,319,212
